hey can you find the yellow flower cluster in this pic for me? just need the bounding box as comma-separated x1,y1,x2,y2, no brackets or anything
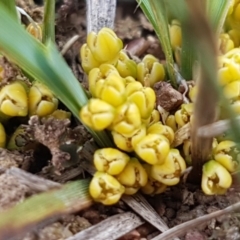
79,28,189,205
89,146,186,205
0,80,58,121
0,80,59,149
80,28,165,87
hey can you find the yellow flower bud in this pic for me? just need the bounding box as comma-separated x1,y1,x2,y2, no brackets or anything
137,54,165,87
93,148,130,175
134,133,170,165
29,82,58,117
116,50,137,78
146,109,160,126
214,140,239,172
202,160,232,195
218,33,235,55
47,110,71,120
80,44,100,74
80,98,116,131
0,81,28,117
88,64,121,97
188,85,198,103
165,115,177,132
95,73,126,107
174,103,193,128
228,29,240,47
26,22,42,41
141,164,167,195
7,125,28,151
126,82,156,119
147,122,175,145
124,76,136,86
169,20,182,50
0,123,6,148
117,158,148,195
151,149,186,186
232,2,240,22
89,172,125,205
87,27,123,63
183,139,192,165
111,102,141,135
218,58,240,86
223,80,240,113
112,124,146,152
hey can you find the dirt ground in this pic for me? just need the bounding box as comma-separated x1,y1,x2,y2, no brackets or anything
2,0,240,239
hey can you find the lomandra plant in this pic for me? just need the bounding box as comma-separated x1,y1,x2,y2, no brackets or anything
0,0,240,235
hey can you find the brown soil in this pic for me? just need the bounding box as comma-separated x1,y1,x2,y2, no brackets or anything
2,0,240,240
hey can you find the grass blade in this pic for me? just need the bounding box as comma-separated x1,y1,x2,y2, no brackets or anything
0,179,92,240
42,0,55,43
2,0,18,22
0,3,113,147
136,0,177,87
206,0,233,35
165,0,195,80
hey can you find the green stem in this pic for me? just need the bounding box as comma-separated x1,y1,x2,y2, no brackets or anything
42,0,55,44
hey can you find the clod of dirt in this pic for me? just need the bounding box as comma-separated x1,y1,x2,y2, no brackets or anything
0,57,26,86
154,81,183,112
185,230,207,240
0,174,32,211
0,148,32,170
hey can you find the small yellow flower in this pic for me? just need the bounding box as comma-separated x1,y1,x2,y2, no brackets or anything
0,123,6,148
126,81,156,119
47,110,71,120
0,81,28,117
88,64,121,97
117,158,148,195
112,124,146,152
116,50,137,78
174,103,193,128
29,82,58,117
26,22,42,41
80,98,116,131
145,109,160,126
89,171,125,205
93,148,130,175
151,149,186,186
165,115,178,132
111,102,142,135
183,139,192,165
141,164,167,195
202,160,232,195
214,140,239,172
218,33,235,55
124,76,136,86
169,20,182,50
80,44,100,74
188,85,198,103
137,54,165,87
218,58,240,86
228,29,240,47
87,27,123,63
224,80,240,113
95,73,126,107
134,133,170,165
147,122,175,144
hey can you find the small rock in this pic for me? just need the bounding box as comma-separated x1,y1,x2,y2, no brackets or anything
154,82,183,112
